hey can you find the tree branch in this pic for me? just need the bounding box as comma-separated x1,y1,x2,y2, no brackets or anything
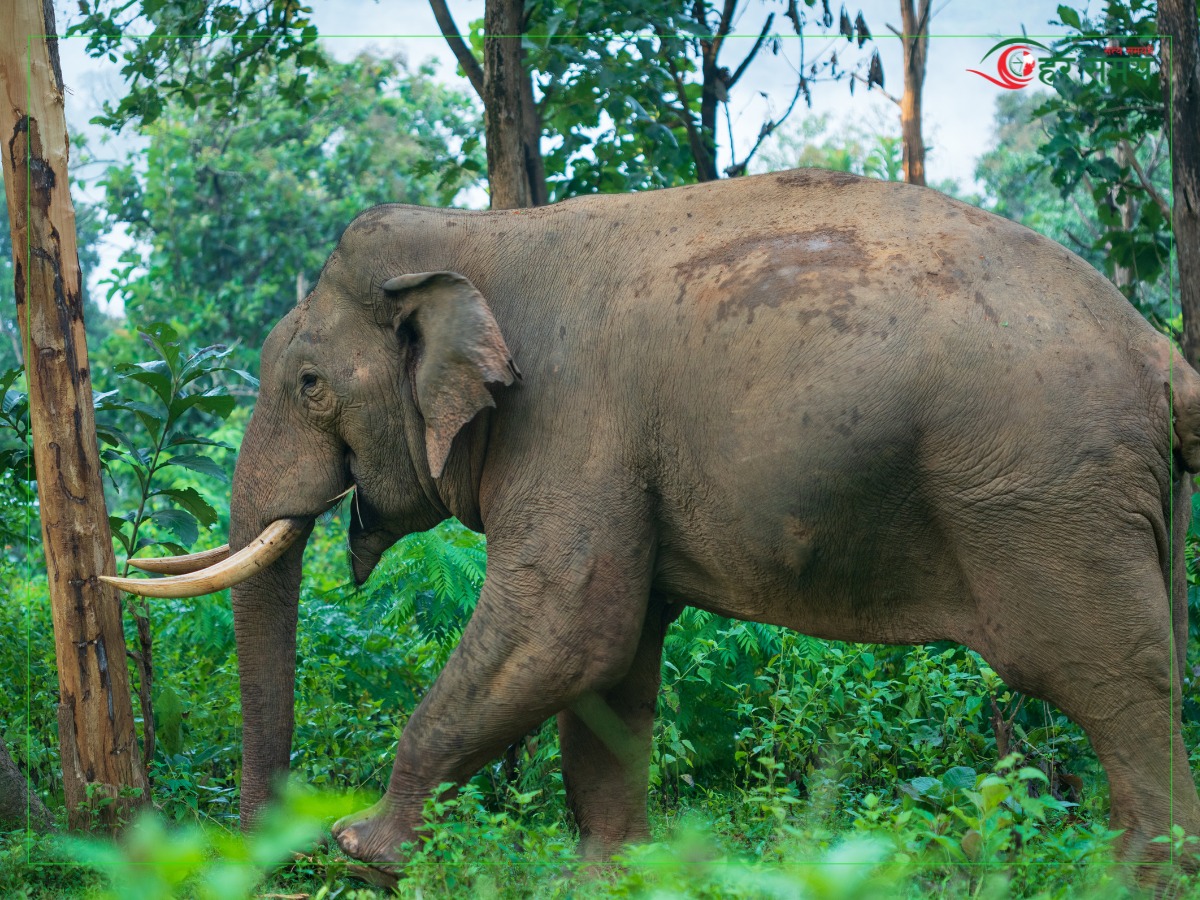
714,0,738,58
658,33,710,177
851,70,901,105
1064,228,1093,251
1120,138,1172,219
429,0,485,99
727,56,805,177
728,12,774,89
1069,195,1103,239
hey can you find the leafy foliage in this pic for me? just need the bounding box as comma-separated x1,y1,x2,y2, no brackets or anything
97,49,484,360
1034,1,1174,324
510,0,876,196
70,0,325,134
97,323,251,558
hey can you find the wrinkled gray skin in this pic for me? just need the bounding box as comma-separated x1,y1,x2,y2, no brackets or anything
229,169,1200,874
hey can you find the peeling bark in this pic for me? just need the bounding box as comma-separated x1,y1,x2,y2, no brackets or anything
0,0,148,831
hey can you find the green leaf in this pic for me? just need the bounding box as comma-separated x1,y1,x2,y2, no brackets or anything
150,508,200,547
116,358,174,406
167,435,232,450
1057,5,1082,30
943,766,977,791
171,391,236,421
95,423,137,452
156,487,219,528
164,453,229,482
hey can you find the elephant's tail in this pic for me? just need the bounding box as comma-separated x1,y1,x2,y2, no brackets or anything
1171,457,1192,691
1168,350,1200,689
1172,351,1200,474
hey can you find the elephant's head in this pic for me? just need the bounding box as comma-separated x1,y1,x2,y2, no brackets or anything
103,232,520,824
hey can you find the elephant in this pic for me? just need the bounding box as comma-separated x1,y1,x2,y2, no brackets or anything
107,167,1200,879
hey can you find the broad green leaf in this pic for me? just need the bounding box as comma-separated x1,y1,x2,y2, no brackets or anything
943,766,977,791
1057,5,1082,30
151,508,200,547
164,452,229,482
156,486,219,528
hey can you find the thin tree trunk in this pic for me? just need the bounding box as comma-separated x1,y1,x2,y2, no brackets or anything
0,0,148,831
483,0,547,209
690,0,735,182
898,0,930,186
0,740,53,833
1111,141,1139,292
1160,0,1200,368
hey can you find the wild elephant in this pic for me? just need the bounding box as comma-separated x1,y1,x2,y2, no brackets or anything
107,168,1200,878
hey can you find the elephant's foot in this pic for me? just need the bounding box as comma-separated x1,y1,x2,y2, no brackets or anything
576,824,650,862
332,797,414,876
344,863,401,891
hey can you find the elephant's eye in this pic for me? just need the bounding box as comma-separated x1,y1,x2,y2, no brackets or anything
300,373,320,396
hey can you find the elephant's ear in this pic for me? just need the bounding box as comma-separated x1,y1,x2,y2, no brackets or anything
382,271,521,478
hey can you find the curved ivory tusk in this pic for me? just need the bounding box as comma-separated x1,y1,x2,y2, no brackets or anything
101,519,306,598
128,545,231,575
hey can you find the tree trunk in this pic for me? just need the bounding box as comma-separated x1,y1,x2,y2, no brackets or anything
483,0,547,209
0,0,148,831
0,740,53,833
1160,0,1200,368
696,50,722,182
898,0,930,186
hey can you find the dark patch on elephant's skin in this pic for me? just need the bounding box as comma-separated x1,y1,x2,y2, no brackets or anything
957,204,1000,234
672,227,869,327
919,265,968,297
973,290,1000,324
796,308,821,326
775,169,861,190
344,205,398,238
783,517,817,574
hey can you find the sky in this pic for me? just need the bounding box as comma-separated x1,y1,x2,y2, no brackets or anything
50,0,1091,308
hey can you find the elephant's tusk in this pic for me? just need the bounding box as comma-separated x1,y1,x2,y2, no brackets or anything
101,519,306,598
128,545,231,574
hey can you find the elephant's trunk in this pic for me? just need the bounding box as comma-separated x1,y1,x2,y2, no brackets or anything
229,512,313,828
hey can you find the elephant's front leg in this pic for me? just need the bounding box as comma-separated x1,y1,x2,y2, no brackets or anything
332,527,653,871
558,597,680,860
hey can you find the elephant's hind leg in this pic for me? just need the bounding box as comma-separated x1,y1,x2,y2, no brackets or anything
964,524,1200,871
559,596,681,860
